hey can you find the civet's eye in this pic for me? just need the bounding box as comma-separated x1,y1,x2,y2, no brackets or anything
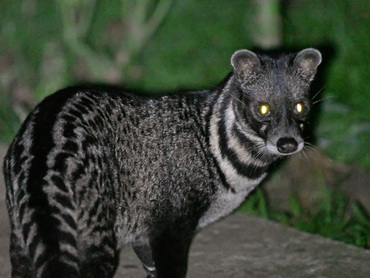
258,104,270,115
295,103,304,114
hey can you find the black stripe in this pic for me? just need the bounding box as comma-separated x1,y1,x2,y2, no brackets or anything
34,248,79,271
35,252,79,278
231,124,263,158
68,108,82,118
205,92,231,191
71,163,86,181
79,94,98,109
6,112,37,191
231,112,277,162
73,103,90,115
52,152,73,174
22,220,34,247
87,199,100,226
26,87,78,257
11,141,25,178
33,243,47,269
217,94,232,161
60,213,78,230
60,114,76,123
62,119,77,138
60,250,80,264
51,175,69,193
54,193,75,211
59,230,78,246
27,229,40,258
63,140,79,153
217,95,267,180
17,189,28,221
231,105,266,158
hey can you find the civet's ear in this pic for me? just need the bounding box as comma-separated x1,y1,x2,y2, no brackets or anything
293,48,322,82
231,49,261,77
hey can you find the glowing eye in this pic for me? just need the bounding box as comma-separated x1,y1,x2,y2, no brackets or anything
295,103,304,113
258,104,270,115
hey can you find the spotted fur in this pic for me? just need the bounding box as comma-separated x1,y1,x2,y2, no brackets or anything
3,48,321,278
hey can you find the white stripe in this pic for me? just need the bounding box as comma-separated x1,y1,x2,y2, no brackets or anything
199,94,268,228
224,101,267,167
209,95,266,187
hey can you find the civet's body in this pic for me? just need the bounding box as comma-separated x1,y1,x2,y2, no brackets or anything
4,49,321,278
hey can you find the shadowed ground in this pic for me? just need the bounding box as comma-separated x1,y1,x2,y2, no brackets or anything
1,144,369,278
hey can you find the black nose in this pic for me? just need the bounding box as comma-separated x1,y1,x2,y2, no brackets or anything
277,137,298,154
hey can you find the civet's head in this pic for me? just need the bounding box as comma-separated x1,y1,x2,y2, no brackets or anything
230,48,322,156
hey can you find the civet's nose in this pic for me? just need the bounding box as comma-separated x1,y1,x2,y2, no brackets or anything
276,137,298,154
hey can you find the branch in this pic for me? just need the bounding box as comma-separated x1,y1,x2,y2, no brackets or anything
58,0,118,81
120,0,173,66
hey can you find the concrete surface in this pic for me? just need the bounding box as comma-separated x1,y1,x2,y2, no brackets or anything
1,144,370,277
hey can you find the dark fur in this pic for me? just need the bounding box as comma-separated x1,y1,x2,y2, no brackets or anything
3,49,321,278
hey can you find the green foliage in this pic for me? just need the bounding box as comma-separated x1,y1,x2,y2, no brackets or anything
283,0,370,169
0,94,20,143
135,0,251,91
239,187,370,249
238,188,270,218
1,0,370,246
2,0,369,167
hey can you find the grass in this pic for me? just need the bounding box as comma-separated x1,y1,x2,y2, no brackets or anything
239,187,370,249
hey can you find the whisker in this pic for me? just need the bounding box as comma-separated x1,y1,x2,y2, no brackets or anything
224,90,249,111
310,85,327,102
303,143,320,155
302,148,311,161
312,96,336,105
